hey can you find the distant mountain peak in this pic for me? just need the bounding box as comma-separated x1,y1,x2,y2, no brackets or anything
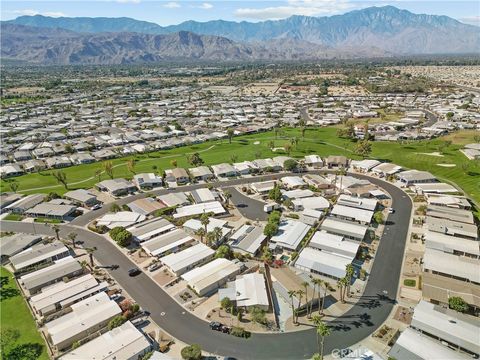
3,5,479,63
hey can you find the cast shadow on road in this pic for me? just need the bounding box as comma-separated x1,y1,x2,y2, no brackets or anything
326,294,396,332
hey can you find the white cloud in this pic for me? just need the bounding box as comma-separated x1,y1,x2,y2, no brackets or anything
116,0,141,3
235,0,355,20
12,9,66,17
459,16,480,26
192,3,213,10
163,2,181,8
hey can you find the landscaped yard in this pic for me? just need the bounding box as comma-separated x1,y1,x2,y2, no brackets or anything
0,267,49,360
3,214,23,221
1,127,478,211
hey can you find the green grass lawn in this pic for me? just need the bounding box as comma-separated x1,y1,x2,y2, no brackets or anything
0,267,49,360
33,218,62,224
3,214,23,221
1,127,478,209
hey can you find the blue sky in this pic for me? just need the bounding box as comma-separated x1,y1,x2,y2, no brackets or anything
2,1,479,26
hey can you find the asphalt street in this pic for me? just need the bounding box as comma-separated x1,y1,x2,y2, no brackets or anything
1,172,412,360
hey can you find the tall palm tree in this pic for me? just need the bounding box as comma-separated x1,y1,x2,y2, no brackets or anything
301,281,311,319
223,190,232,207
67,232,78,248
51,224,60,241
296,289,305,323
345,264,355,298
321,281,330,315
195,228,206,244
212,227,223,246
311,278,323,314
337,166,347,194
317,321,331,360
85,247,96,267
288,290,297,325
337,279,344,303
200,212,210,233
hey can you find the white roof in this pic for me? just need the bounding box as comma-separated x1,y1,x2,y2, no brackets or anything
127,217,175,242
282,189,315,199
331,204,374,223
182,258,239,284
390,328,471,360
142,229,193,257
60,321,150,360
371,162,402,175
425,231,479,256
411,300,480,355
30,274,107,314
292,196,330,210
190,188,216,203
19,256,81,291
295,247,352,279
414,182,458,193
235,273,269,308
337,194,377,211
174,201,226,218
160,243,214,274
351,159,380,170
229,225,266,255
309,231,360,258
321,218,368,240
45,292,121,347
182,258,240,294
423,248,480,283
97,211,146,228
270,220,311,251
157,192,189,207
281,176,306,187
10,241,69,270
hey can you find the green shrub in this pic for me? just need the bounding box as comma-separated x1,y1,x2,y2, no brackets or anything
230,326,251,338
109,227,132,247
403,279,416,287
108,315,127,330
181,344,202,360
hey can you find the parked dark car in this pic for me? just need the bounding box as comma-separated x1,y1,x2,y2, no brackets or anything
209,321,222,330
128,267,141,277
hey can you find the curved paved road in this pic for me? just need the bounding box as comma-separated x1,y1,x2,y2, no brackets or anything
1,172,412,360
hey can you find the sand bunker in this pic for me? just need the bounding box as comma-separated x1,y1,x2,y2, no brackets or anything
416,152,444,157
436,164,456,167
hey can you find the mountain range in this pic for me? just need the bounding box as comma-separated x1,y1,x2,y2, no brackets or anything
2,6,479,65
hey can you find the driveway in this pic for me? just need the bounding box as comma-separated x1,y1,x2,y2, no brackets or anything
1,172,412,360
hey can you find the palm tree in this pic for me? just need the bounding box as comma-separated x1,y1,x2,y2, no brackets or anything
345,264,355,298
317,321,331,359
80,260,89,272
296,289,305,324
51,224,60,241
67,232,78,248
288,290,297,325
337,166,347,194
227,128,234,144
321,281,330,315
301,281,311,319
223,190,232,207
86,247,96,267
337,279,344,303
311,278,323,314
195,228,206,244
212,227,223,245
337,277,348,303
200,212,210,233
